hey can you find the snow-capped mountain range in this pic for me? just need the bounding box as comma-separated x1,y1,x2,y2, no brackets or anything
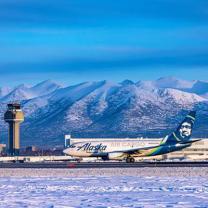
0,77,208,147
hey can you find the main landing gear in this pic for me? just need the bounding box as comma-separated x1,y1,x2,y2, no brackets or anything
126,157,135,163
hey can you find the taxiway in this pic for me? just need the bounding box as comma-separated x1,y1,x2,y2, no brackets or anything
0,161,208,168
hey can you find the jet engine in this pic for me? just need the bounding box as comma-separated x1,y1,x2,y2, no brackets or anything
107,152,124,160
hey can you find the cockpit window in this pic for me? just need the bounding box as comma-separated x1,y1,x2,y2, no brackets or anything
69,144,76,148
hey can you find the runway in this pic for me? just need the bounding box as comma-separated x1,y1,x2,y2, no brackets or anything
1,161,208,168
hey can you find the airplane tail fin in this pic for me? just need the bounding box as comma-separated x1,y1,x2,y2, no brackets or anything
161,111,196,145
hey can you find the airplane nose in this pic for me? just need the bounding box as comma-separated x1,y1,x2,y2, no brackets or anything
63,148,70,155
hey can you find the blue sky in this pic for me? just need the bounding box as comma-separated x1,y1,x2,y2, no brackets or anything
0,0,208,86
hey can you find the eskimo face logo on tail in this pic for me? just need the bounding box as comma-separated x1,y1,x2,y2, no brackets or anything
179,122,192,138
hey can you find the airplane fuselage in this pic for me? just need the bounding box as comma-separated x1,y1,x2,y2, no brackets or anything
63,139,191,159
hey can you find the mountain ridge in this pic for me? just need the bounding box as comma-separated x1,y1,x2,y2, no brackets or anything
0,77,208,147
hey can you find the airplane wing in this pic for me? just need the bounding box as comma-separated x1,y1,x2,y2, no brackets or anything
107,145,163,160
110,145,160,155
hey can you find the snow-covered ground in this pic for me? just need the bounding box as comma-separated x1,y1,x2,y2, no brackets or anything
0,170,208,207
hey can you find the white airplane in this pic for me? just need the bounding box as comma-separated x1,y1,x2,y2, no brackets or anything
63,111,199,162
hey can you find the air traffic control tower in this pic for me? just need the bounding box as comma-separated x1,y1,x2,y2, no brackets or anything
4,103,24,155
